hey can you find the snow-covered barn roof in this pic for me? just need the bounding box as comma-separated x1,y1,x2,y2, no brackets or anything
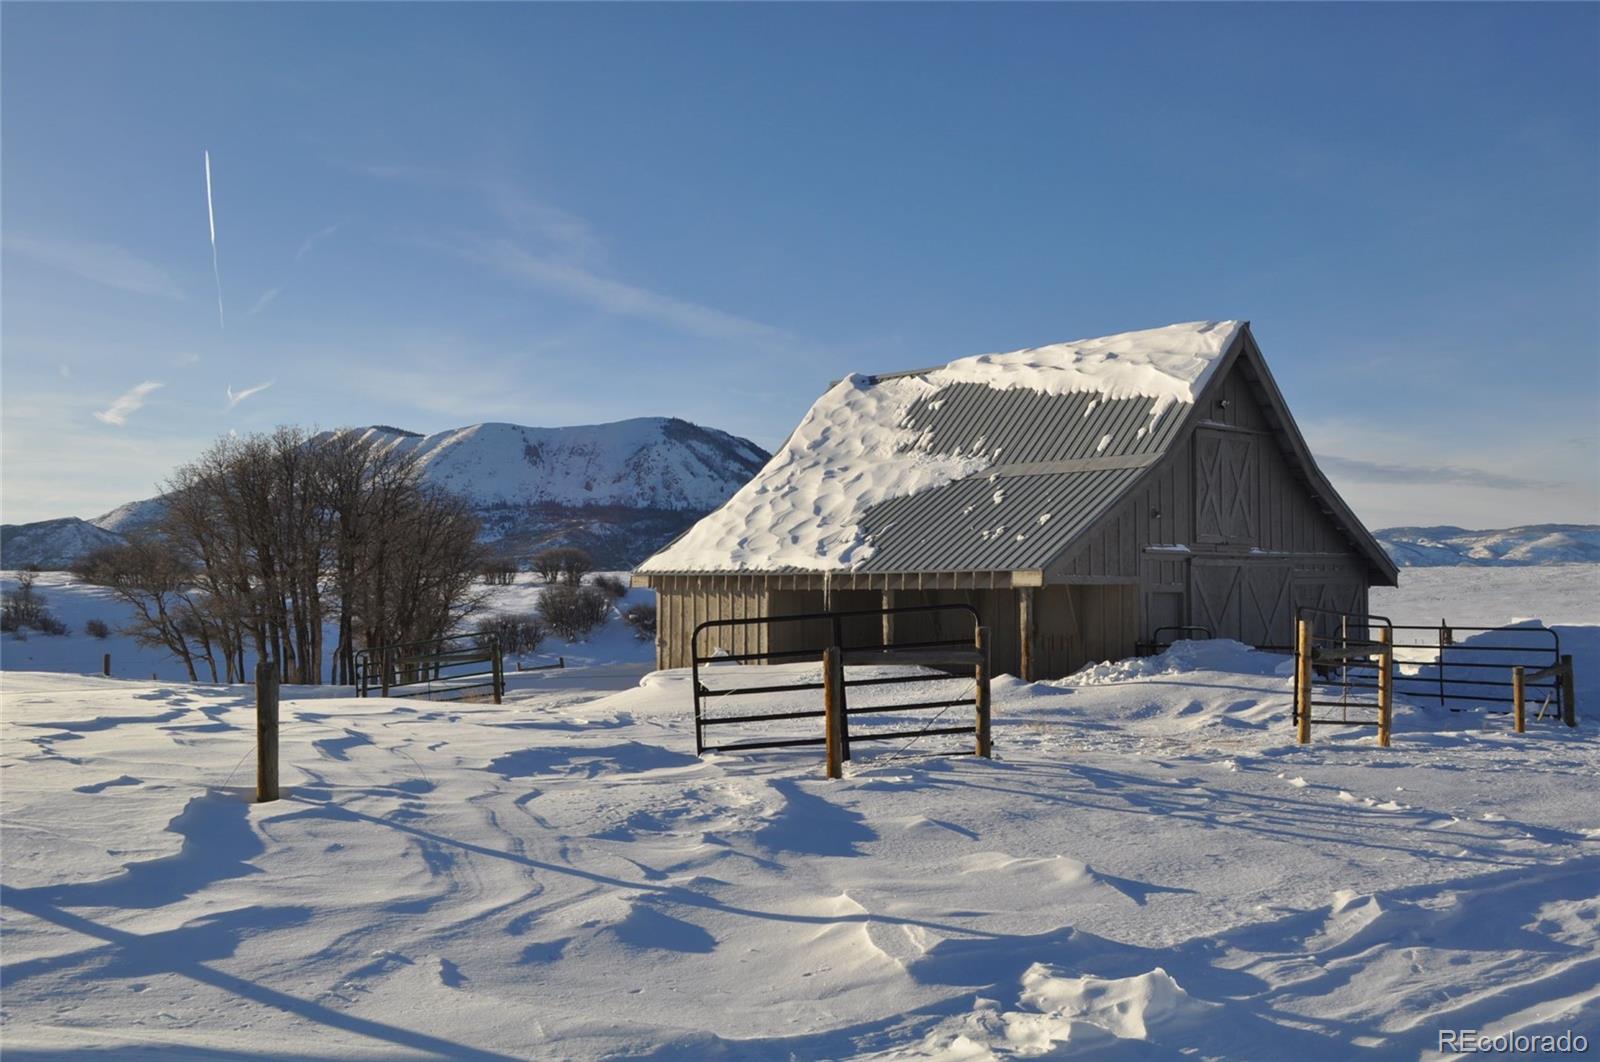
637,320,1394,580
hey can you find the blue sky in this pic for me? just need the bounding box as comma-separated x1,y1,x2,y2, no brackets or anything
3,2,1596,529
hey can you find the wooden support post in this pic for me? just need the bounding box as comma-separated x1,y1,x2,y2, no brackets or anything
975,626,992,758
1018,588,1036,683
823,646,843,779
881,590,894,647
1296,619,1312,745
1512,665,1525,734
255,660,280,803
380,647,391,697
1561,655,1577,728
102,653,110,677
1377,626,1392,747
492,649,504,705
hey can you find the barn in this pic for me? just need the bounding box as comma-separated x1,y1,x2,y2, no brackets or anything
634,320,1398,679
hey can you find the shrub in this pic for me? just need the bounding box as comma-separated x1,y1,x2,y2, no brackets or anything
85,618,111,639
622,603,656,642
532,547,593,586
537,585,611,641
589,573,628,599
474,612,547,656
1,574,66,635
480,556,519,586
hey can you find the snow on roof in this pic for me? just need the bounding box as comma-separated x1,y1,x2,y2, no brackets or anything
925,320,1242,419
638,321,1242,574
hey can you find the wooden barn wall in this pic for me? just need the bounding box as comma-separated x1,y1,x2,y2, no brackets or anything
654,578,1139,680
1045,357,1376,650
654,578,769,670
1032,585,1139,674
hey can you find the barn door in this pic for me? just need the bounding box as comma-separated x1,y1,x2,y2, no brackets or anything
1195,429,1257,544
1191,562,1242,639
1240,565,1292,647
1192,561,1290,647
1292,579,1367,641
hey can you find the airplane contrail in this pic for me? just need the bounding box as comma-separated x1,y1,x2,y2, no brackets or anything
205,150,224,328
225,380,274,410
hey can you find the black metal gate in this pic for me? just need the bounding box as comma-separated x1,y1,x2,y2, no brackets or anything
1387,621,1568,721
1292,607,1576,743
691,603,987,757
355,632,504,703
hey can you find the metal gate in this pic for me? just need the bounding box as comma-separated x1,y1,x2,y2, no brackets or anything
356,632,504,703
1293,609,1578,743
1293,607,1394,745
1386,621,1572,725
691,603,989,760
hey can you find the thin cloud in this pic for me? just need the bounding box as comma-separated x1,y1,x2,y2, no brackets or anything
1319,454,1561,491
94,381,163,426
6,234,184,299
225,380,274,410
355,163,602,261
295,223,340,261
449,236,784,343
248,288,282,316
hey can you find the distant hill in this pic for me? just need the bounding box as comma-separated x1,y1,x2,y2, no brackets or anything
3,417,769,571
1375,524,1600,567
0,517,125,571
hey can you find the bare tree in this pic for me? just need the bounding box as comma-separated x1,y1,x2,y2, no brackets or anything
76,538,205,681
153,427,485,686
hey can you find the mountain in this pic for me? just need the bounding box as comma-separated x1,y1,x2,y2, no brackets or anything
4,418,769,572
1375,524,1600,567
345,419,768,512
92,497,169,535
0,517,126,571
346,419,770,566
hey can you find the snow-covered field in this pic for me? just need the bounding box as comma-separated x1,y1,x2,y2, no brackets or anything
0,570,654,683
2,567,1597,1059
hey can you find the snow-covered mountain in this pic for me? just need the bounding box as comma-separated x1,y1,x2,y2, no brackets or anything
1375,524,1600,566
345,419,768,512
91,497,168,535
0,518,126,571
3,418,769,571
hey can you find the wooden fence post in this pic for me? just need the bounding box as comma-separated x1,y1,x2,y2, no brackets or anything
1512,665,1525,734
102,653,110,677
256,660,280,802
975,626,992,758
1561,655,1577,728
1296,619,1312,745
823,646,843,779
492,649,504,705
1017,589,1035,683
1377,626,1392,747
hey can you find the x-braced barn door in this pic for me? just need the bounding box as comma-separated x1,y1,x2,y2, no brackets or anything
1195,428,1257,545
1191,561,1293,647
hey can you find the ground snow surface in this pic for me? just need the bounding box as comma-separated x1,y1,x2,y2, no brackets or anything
3,568,1598,1059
